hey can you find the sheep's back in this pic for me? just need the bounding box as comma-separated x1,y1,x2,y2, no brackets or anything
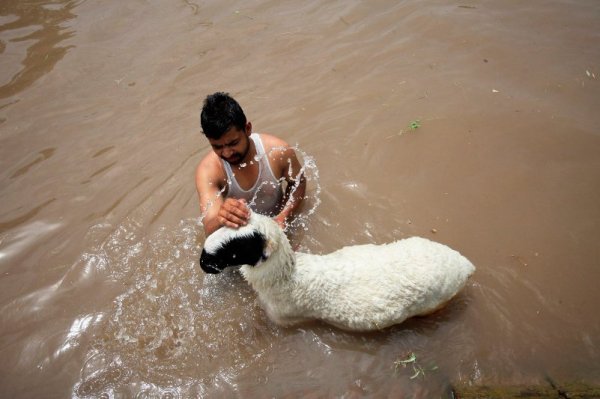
293,237,474,330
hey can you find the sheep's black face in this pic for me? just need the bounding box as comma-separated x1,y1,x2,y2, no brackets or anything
200,231,266,274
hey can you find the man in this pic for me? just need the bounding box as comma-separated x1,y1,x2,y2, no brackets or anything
196,92,306,236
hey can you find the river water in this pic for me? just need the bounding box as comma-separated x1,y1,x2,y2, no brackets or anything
1,0,599,397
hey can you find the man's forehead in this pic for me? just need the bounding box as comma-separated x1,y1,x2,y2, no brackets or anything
208,127,245,145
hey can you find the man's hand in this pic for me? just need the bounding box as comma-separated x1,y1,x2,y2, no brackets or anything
273,214,287,230
218,198,250,229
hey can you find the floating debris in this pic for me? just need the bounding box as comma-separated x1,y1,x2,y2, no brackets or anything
393,352,438,380
408,120,421,130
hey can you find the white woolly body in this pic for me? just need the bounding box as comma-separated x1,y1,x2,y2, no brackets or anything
206,213,475,331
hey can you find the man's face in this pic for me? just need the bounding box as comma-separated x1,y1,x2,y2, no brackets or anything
208,124,251,165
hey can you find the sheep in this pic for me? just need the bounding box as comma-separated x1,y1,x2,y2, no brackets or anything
200,212,475,331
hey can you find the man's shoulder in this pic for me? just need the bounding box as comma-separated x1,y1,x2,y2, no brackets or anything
258,133,297,160
196,151,225,181
257,133,300,178
257,132,290,149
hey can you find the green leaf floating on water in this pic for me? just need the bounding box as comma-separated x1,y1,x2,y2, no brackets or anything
396,352,417,365
393,352,438,380
409,120,421,130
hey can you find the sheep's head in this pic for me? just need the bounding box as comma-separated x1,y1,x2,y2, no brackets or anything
199,212,281,274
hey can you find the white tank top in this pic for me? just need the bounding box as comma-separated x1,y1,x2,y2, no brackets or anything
222,133,284,216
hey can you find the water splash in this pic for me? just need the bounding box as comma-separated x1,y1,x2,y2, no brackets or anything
287,146,321,232
72,217,283,398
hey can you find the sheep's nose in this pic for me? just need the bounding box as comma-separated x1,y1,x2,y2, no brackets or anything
200,250,223,274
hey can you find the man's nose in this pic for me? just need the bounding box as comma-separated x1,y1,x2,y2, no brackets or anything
222,147,233,158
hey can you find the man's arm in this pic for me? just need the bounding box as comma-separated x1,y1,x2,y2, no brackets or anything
272,146,306,229
195,157,249,236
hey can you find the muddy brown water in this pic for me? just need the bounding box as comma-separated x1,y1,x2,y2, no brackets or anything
1,0,599,397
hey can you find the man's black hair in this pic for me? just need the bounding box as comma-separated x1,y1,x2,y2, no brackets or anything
200,92,247,139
